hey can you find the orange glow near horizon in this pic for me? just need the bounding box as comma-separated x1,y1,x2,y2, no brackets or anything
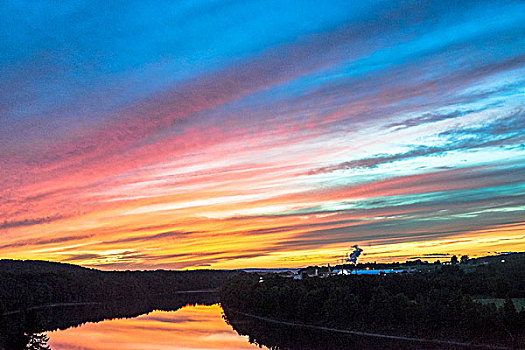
1,2,525,270
47,304,266,349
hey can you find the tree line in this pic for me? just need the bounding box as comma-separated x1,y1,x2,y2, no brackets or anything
0,259,234,314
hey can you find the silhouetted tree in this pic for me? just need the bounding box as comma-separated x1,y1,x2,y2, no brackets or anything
25,333,51,350
450,255,458,265
460,255,469,264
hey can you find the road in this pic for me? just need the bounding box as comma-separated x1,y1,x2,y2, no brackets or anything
230,310,515,350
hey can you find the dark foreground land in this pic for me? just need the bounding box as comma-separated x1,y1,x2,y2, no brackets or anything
221,253,525,349
0,259,234,314
0,254,524,349
0,260,234,349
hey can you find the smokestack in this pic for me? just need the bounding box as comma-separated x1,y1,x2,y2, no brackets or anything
347,245,363,264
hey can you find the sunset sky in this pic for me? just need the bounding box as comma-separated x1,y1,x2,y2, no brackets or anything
1,1,524,269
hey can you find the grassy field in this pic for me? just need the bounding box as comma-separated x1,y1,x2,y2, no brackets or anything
474,298,525,311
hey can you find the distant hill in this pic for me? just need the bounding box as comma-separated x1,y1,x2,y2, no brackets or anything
0,259,92,274
239,268,300,274
469,251,525,264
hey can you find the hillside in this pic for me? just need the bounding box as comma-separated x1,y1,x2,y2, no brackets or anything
0,259,91,274
0,259,235,314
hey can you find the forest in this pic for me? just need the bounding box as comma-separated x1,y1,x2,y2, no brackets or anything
221,253,525,348
0,259,234,314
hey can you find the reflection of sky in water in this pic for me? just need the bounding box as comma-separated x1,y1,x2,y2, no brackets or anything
47,304,266,350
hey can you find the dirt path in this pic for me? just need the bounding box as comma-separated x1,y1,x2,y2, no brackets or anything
171,289,218,294
230,310,515,350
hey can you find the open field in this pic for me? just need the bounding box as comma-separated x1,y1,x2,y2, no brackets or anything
475,298,525,311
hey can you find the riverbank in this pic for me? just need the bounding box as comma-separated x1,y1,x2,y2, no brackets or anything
1,288,219,317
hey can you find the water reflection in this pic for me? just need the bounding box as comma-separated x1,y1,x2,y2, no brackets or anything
0,293,220,350
48,304,265,350
1,297,490,350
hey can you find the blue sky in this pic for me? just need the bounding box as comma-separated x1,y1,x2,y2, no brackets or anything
1,1,524,269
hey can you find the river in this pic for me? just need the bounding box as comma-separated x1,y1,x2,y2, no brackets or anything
0,295,500,350
47,304,265,350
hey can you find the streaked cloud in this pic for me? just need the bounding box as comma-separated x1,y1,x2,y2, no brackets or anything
1,1,524,269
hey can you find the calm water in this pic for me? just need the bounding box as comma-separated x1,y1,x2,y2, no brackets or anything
47,304,266,350
1,296,492,350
